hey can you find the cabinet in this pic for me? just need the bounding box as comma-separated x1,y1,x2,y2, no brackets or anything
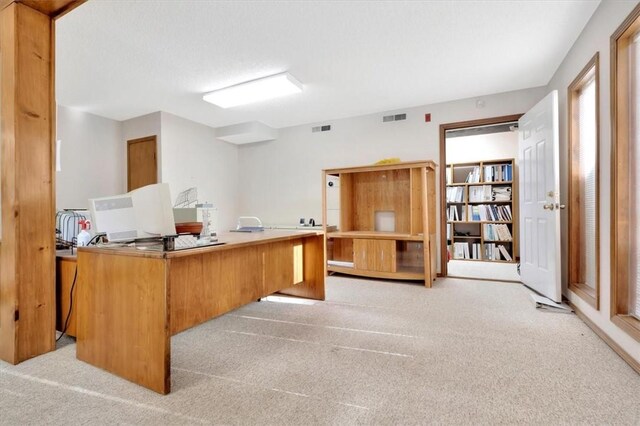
445,158,517,263
323,160,437,286
353,239,396,272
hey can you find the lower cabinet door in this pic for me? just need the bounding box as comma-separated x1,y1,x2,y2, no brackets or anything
353,239,396,272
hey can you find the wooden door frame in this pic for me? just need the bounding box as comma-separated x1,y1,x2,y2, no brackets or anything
0,0,86,364
127,135,158,192
438,114,523,277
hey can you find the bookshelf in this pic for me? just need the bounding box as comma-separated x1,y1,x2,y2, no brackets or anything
445,158,517,263
322,161,437,286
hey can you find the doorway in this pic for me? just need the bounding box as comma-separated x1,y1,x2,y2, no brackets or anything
127,135,158,191
439,114,522,280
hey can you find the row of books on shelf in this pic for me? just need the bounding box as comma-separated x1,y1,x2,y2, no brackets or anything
446,186,465,203
492,186,511,201
485,243,513,261
483,224,513,241
451,242,482,260
447,224,512,241
447,206,463,221
465,166,482,183
449,242,513,261
445,164,513,184
468,185,512,202
467,204,512,222
484,164,512,182
448,204,513,222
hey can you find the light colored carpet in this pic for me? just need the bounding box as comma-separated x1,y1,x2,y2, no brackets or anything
1,276,639,425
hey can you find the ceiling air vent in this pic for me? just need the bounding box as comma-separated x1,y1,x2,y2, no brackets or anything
312,125,331,133
383,113,407,122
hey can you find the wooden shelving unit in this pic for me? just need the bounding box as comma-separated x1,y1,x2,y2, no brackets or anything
322,160,437,286
445,158,517,263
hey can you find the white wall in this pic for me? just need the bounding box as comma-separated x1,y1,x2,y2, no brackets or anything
159,112,239,231
56,105,124,209
446,131,518,164
58,109,239,232
238,86,547,265
546,0,640,364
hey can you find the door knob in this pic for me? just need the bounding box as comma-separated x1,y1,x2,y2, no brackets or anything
543,203,555,210
556,203,566,209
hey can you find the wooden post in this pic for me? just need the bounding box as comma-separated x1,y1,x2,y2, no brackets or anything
0,0,85,364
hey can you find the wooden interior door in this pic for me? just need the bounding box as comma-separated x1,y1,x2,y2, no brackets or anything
127,136,157,191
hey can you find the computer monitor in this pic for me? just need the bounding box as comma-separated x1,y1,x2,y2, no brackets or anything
89,183,177,242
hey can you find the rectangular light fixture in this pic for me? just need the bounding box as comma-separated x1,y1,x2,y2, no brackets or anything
203,72,303,108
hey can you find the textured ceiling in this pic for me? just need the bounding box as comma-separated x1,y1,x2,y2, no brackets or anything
56,0,600,129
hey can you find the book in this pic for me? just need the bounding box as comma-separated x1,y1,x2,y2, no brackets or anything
465,166,481,183
446,186,464,202
498,245,513,261
469,185,492,202
492,186,512,201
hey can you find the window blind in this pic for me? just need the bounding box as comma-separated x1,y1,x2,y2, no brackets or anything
630,37,640,319
577,77,597,291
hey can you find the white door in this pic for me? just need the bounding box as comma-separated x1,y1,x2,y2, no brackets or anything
518,91,562,302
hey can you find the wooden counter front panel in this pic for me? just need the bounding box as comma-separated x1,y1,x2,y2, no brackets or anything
278,234,325,300
263,240,297,295
76,251,170,394
170,236,325,335
55,257,77,337
169,246,263,335
75,232,325,394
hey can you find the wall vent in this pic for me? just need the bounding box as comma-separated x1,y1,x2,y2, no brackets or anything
383,113,407,122
312,125,331,133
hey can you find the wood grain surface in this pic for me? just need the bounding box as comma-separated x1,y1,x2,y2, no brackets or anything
76,232,325,393
76,251,170,394
0,3,56,364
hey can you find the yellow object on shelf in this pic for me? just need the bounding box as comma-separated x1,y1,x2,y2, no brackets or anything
374,157,401,165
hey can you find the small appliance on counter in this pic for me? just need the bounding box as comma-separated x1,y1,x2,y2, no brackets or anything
231,216,264,232
173,204,218,236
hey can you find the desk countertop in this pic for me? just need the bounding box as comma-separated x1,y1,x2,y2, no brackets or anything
56,249,77,260
77,229,323,259
265,225,337,231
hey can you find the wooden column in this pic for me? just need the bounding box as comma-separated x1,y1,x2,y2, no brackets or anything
0,0,84,364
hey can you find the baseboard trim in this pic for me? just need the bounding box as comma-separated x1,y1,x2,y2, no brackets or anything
570,302,640,375
446,275,521,284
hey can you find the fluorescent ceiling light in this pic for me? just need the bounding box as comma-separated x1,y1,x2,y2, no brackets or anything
203,72,303,108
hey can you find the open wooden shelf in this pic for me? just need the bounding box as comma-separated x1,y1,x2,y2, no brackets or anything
448,258,515,264
327,231,423,241
445,159,517,263
323,160,437,286
468,200,512,204
446,181,513,186
327,265,425,280
447,221,512,224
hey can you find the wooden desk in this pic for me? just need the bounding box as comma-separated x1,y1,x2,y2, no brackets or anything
75,230,325,394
